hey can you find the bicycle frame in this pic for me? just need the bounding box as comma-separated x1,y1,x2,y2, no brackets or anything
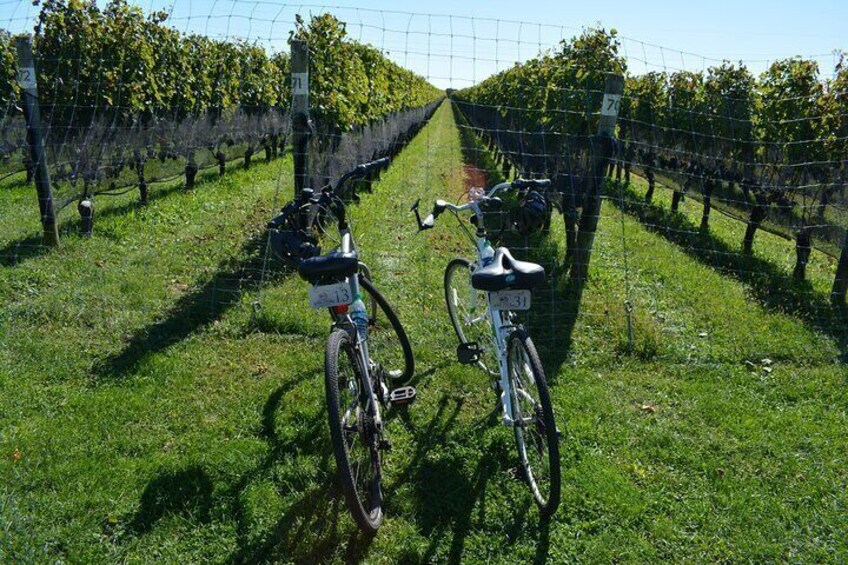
473,232,524,428
325,227,385,429
439,182,533,428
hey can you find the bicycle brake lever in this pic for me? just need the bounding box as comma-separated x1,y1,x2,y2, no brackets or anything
411,198,434,232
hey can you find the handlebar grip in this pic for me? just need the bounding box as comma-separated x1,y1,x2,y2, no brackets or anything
512,178,551,190
368,157,390,169
411,198,438,231
361,157,390,174
349,157,390,180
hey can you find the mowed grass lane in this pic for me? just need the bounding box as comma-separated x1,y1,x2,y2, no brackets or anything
1,101,846,563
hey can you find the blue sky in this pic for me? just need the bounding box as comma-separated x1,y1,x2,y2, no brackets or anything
2,0,845,88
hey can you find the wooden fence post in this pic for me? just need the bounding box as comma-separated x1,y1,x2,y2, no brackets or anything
571,73,624,288
832,231,848,306
291,39,310,197
15,35,59,247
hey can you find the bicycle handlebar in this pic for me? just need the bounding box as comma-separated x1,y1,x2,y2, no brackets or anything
334,157,390,197
511,178,551,190
412,177,550,231
268,158,392,231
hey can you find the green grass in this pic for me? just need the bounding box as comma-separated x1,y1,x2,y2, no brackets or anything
1,102,847,563
630,169,840,295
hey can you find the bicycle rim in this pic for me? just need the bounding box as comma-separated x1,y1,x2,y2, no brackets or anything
444,258,498,375
325,329,383,532
508,329,561,515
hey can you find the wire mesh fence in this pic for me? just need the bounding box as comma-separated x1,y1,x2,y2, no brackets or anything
4,2,848,562
1,0,845,370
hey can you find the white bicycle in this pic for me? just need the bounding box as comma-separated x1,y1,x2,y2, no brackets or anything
412,178,561,517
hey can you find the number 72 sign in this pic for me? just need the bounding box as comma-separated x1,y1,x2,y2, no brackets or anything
17,67,37,91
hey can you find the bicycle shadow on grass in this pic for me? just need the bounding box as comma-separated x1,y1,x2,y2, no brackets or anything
399,387,541,564
229,370,378,563
609,181,848,362
90,234,295,382
226,371,376,563
413,436,517,564
121,370,375,563
226,471,373,565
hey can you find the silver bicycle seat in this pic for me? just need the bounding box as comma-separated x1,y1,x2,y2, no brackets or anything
471,247,545,291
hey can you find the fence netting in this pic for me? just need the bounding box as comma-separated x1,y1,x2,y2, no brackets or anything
1,0,845,369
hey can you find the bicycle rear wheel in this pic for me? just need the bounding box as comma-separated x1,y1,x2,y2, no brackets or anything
444,258,498,374
507,328,561,517
325,328,383,533
359,274,414,384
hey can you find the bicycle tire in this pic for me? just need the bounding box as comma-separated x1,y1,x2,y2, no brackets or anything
507,328,561,517
444,258,498,374
325,328,383,533
359,274,414,384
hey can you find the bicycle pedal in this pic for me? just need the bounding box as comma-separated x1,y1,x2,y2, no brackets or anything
457,342,482,364
389,386,417,407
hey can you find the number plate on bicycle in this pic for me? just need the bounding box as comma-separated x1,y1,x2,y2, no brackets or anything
490,289,531,310
308,280,353,309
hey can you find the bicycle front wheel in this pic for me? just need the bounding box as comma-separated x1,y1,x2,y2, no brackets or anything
507,328,561,517
444,258,498,374
359,274,414,384
325,328,383,533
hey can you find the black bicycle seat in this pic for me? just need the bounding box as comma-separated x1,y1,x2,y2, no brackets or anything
471,247,545,291
298,250,359,284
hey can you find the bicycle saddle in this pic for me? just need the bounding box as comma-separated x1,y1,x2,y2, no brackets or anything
298,250,359,284
471,247,545,291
